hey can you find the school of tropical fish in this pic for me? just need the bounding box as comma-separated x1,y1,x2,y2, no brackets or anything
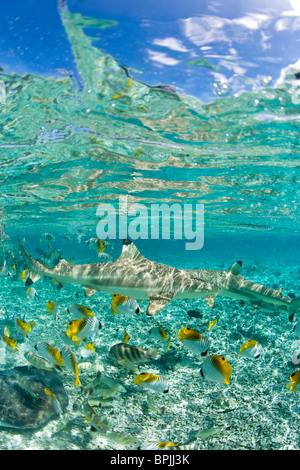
0,232,299,450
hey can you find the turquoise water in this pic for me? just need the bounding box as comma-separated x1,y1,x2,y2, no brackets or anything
0,3,299,451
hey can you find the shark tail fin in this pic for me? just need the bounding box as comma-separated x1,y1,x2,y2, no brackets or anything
19,237,43,285
289,297,300,322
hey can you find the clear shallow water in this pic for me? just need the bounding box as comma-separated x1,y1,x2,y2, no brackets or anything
0,2,299,451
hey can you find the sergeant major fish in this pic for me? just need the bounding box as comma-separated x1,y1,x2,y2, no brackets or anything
82,402,109,434
105,430,140,448
25,351,57,371
109,342,159,371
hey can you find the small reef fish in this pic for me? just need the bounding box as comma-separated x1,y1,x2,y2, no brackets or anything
88,396,114,407
294,320,300,339
67,303,94,319
51,248,61,260
139,442,178,450
287,371,300,391
47,301,59,320
85,237,106,254
20,269,29,283
0,261,12,277
194,425,231,439
82,402,109,433
44,388,63,416
61,346,81,386
187,309,202,319
0,261,14,277
35,341,65,367
2,324,10,337
60,330,81,346
80,342,95,359
15,318,35,337
178,327,210,356
200,354,232,385
239,340,262,359
133,373,170,393
122,331,130,343
147,395,165,415
26,287,39,300
40,232,55,247
111,295,141,315
66,316,101,341
89,386,119,400
25,351,57,371
115,328,130,343
13,372,39,398
86,373,126,399
100,375,126,394
82,372,103,391
77,362,103,373
149,327,171,352
106,431,140,448
109,342,159,370
208,319,217,330
1,335,18,352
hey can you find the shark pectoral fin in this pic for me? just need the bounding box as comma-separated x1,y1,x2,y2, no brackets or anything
227,261,242,275
146,293,173,316
205,293,217,308
83,287,98,297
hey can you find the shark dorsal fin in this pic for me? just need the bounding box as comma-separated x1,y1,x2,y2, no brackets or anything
53,258,71,271
227,261,242,276
118,239,146,261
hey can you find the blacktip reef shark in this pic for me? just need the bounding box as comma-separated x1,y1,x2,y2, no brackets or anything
19,238,300,321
